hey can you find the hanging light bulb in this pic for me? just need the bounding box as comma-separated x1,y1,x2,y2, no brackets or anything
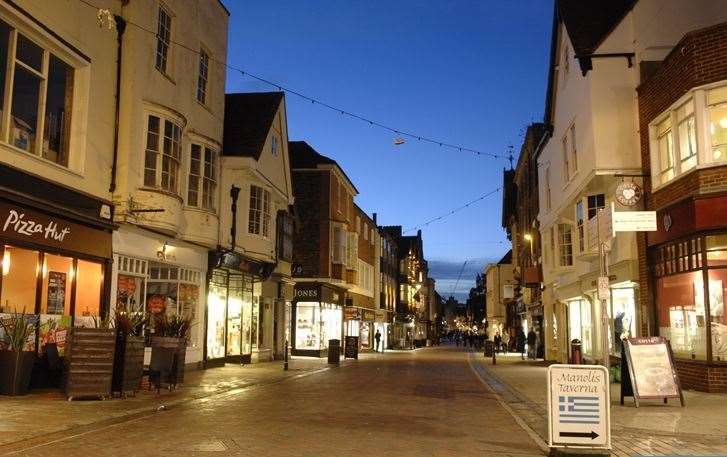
394,138,405,145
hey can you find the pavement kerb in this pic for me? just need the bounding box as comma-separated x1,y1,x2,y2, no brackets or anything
0,364,335,456
466,350,550,455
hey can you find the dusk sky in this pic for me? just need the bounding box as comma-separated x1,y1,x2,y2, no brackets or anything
224,1,553,300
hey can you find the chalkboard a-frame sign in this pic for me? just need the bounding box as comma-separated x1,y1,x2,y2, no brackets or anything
621,337,685,407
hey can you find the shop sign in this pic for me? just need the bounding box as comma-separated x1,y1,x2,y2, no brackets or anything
597,276,610,301
547,364,610,450
344,307,361,320
294,285,320,301
0,201,111,258
374,309,387,322
362,309,376,322
615,182,642,207
613,209,657,233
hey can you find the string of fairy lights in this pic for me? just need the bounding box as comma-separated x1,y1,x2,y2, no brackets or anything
78,0,513,240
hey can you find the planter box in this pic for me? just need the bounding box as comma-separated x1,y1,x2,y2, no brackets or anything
150,336,187,384
0,350,35,395
112,333,145,395
65,327,116,400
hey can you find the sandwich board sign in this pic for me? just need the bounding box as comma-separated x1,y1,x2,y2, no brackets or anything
547,364,611,450
621,336,684,407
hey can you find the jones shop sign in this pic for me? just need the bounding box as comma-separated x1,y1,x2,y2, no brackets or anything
0,202,111,258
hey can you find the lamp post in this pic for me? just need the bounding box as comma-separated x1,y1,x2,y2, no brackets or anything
523,233,534,266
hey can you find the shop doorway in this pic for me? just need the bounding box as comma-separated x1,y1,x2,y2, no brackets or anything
207,270,254,364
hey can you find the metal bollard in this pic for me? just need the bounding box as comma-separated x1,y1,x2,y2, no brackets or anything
284,339,289,371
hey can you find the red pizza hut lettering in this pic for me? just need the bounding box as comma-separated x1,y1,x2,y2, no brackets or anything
3,210,71,242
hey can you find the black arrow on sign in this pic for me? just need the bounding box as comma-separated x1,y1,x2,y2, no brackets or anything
559,431,599,440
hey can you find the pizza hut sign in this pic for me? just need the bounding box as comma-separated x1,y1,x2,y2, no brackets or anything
3,209,71,242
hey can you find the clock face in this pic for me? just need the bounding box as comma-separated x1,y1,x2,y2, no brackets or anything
616,182,642,206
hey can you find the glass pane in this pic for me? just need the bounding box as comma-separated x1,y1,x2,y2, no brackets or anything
656,271,706,360
0,20,10,114
710,103,727,161
241,288,252,356
612,287,636,354
179,283,198,347
678,116,697,172
11,66,40,152
146,280,178,318
39,254,73,354
207,277,227,359
43,55,73,166
116,273,144,314
75,260,103,323
1,246,38,313
226,277,242,356
295,302,320,350
708,269,727,361
16,34,43,71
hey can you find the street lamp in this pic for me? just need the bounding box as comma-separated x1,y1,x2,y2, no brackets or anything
523,233,534,266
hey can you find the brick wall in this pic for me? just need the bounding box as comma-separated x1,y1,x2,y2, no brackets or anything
292,170,329,278
636,22,727,392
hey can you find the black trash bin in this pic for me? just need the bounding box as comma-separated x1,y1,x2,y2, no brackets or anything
327,339,341,365
570,339,582,365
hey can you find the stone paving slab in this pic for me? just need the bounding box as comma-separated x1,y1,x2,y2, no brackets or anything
0,356,331,451
470,351,727,456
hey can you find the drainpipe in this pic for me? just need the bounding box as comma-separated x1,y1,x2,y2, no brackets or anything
109,14,127,193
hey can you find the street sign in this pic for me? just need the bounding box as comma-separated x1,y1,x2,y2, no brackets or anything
547,364,611,450
613,209,657,232
597,276,610,301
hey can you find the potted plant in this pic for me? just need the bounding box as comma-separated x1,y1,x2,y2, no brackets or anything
112,309,146,396
0,310,36,396
64,315,116,400
150,313,192,386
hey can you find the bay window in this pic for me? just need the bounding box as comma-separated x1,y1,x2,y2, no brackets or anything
651,84,727,189
709,86,727,161
0,19,74,167
144,114,181,194
188,144,217,211
248,185,271,237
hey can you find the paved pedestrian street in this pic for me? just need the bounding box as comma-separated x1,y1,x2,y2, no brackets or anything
1,347,542,457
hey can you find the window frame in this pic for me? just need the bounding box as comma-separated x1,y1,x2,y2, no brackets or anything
196,47,209,104
557,223,573,267
248,184,271,238
0,19,80,169
155,3,172,75
187,142,218,211
142,112,182,195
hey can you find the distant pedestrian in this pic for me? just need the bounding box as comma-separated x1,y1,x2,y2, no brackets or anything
517,329,526,360
527,329,536,359
494,332,502,353
502,331,510,353
375,329,382,352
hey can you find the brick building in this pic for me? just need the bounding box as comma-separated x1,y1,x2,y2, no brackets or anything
376,217,398,349
637,21,727,391
289,141,379,356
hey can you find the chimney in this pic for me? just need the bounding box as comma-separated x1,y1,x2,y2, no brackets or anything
373,212,377,224
417,229,421,238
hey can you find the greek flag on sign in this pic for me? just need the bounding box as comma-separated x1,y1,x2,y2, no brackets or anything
558,396,600,424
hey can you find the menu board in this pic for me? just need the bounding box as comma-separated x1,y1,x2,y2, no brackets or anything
46,271,67,314
344,335,359,359
622,336,684,407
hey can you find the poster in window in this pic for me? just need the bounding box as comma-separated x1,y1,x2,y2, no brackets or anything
146,294,166,315
46,271,67,314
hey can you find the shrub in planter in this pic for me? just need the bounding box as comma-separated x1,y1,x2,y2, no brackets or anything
112,310,147,396
150,314,192,386
0,311,36,396
64,318,116,400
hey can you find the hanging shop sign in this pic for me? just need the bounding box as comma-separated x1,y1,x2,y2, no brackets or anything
344,307,361,320
613,209,657,233
547,364,611,450
615,182,642,207
621,337,684,407
374,309,387,323
0,201,111,258
362,309,376,322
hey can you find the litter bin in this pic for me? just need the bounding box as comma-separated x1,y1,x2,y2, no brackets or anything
327,339,341,365
570,339,582,365
484,340,494,357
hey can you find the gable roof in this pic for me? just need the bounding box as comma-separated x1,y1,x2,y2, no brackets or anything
498,249,513,265
557,0,636,73
288,141,359,194
223,92,284,160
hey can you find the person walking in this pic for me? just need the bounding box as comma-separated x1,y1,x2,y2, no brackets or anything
375,329,382,353
502,330,510,353
517,329,526,360
494,332,502,353
527,329,537,359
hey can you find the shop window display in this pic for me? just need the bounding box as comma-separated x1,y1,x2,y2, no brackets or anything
147,262,200,347
610,285,637,354
567,298,592,356
707,269,727,361
656,271,706,360
39,253,73,354
295,302,320,350
0,246,39,351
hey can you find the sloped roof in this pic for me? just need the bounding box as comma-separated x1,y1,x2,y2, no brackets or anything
223,92,284,160
288,141,359,194
557,0,635,57
498,250,513,265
